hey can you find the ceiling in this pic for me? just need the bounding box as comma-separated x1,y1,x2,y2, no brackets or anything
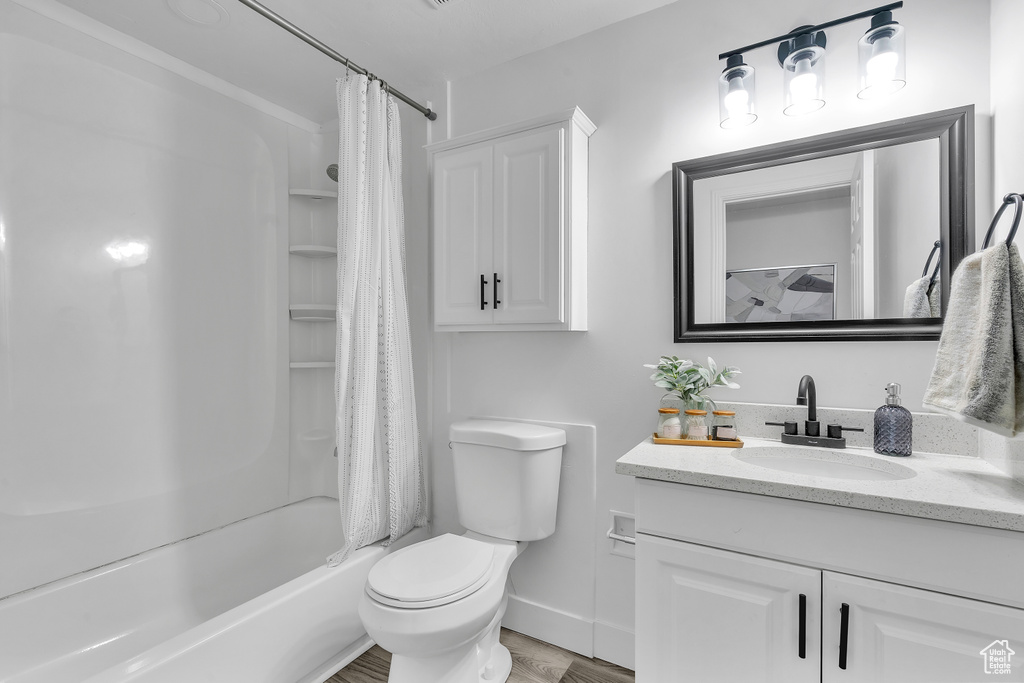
53,0,679,124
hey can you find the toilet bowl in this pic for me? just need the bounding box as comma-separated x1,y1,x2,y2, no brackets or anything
358,419,565,683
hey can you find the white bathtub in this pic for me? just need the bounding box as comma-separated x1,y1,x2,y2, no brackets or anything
0,497,426,683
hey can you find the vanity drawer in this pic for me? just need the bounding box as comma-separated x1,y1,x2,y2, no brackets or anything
634,477,1024,608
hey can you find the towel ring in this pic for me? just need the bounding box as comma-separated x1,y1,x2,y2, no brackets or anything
922,240,942,296
982,193,1023,249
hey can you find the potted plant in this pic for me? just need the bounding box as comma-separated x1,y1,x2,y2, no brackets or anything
645,355,741,412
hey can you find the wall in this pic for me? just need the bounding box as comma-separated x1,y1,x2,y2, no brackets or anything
431,0,993,666
874,139,941,318
0,0,306,599
726,193,852,319
991,0,1024,212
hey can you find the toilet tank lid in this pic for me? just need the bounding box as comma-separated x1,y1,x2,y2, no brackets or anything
450,420,566,451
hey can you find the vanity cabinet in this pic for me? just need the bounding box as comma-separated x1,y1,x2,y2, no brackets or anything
634,479,1024,683
428,108,594,331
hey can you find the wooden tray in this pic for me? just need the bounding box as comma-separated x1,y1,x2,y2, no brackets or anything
651,433,744,448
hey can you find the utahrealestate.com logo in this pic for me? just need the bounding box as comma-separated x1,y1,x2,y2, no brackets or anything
981,640,1015,675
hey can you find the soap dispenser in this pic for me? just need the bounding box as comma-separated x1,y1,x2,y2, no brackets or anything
874,382,912,456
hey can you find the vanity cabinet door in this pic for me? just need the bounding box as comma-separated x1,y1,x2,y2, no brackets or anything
636,533,820,683
822,572,1024,683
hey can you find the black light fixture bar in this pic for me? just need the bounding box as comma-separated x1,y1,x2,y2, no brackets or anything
718,1,903,60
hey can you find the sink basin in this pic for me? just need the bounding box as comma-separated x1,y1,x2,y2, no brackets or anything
734,446,917,481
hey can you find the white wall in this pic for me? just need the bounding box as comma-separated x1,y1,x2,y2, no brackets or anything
874,139,941,318
992,0,1024,214
431,0,993,665
0,0,308,599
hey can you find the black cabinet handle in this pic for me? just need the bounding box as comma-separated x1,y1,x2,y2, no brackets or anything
798,594,807,659
480,274,488,310
839,603,850,670
493,273,501,309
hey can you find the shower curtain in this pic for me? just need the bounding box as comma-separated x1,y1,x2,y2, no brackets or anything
328,74,427,567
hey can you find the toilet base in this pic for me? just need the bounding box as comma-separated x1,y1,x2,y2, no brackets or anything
384,613,511,683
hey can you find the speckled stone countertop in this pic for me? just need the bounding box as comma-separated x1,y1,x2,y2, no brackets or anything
616,436,1024,532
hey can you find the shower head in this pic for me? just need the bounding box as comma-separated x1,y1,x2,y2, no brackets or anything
327,164,339,182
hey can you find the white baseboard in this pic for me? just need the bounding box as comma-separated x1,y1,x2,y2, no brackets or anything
503,594,594,659
593,620,635,671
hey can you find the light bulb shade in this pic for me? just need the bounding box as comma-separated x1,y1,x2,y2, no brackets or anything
858,14,905,99
719,55,756,129
782,43,825,116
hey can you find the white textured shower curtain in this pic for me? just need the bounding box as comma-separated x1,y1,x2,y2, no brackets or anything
328,75,427,567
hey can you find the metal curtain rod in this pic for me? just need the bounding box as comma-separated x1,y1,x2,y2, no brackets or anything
718,1,904,60
235,0,438,121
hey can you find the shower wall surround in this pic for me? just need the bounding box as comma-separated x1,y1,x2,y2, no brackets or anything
0,1,301,598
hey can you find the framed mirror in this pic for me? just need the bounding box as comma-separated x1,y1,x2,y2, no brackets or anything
673,105,974,342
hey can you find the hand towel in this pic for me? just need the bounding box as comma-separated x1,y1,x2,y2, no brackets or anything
923,243,1024,436
903,276,942,318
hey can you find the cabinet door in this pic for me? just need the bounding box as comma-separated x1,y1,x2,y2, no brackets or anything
636,534,820,683
492,125,563,324
822,572,1024,682
433,144,493,325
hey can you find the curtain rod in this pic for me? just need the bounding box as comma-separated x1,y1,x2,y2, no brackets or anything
235,0,438,121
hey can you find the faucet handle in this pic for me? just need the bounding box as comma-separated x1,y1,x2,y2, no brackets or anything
827,424,865,439
766,420,799,435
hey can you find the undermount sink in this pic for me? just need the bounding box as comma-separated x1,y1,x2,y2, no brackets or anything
734,446,917,482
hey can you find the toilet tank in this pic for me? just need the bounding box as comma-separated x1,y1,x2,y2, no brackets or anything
449,420,566,542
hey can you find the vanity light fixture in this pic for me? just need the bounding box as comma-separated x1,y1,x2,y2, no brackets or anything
717,1,904,128
857,10,906,99
718,54,757,128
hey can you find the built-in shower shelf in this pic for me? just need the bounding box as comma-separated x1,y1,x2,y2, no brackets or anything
289,188,338,199
289,361,336,369
289,304,336,321
289,245,337,258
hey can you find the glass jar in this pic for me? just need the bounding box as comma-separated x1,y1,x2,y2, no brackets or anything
711,410,738,441
657,408,682,439
684,409,708,440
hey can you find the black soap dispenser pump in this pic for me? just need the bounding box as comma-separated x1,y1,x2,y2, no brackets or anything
874,382,912,456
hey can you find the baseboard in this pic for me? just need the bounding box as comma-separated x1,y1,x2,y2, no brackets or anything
503,594,594,659
593,620,635,671
299,634,374,683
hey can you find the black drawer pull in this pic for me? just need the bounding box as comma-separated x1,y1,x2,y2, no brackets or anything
493,273,501,309
839,603,850,670
798,594,807,659
480,273,488,310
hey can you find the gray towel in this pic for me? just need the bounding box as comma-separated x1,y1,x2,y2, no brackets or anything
903,276,942,318
923,243,1024,436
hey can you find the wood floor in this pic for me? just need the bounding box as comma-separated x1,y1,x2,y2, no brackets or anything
328,628,635,683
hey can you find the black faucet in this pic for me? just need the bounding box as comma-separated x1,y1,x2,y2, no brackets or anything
796,375,820,437
765,374,864,449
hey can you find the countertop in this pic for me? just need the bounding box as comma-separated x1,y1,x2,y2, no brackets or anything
616,436,1024,532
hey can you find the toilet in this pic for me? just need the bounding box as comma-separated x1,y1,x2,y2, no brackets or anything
358,419,566,683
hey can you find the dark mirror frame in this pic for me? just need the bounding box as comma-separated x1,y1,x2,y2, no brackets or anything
673,105,974,343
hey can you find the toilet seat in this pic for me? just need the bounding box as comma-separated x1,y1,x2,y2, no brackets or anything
366,534,495,609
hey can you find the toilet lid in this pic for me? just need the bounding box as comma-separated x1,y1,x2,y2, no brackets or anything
367,534,494,607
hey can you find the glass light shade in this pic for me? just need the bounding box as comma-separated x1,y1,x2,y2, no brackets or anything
782,45,825,116
718,60,756,129
858,22,906,99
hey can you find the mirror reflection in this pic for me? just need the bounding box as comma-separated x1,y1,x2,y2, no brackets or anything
673,106,972,343
692,139,940,324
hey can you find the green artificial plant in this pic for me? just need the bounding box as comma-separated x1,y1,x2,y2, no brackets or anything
644,355,741,411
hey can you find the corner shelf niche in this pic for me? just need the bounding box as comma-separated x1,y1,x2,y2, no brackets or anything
289,188,338,200
289,245,337,258
289,361,336,369
289,304,335,322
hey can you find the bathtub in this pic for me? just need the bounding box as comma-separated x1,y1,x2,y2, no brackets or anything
0,497,427,683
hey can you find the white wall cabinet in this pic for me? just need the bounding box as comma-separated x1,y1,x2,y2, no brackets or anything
634,479,1024,683
429,108,594,331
